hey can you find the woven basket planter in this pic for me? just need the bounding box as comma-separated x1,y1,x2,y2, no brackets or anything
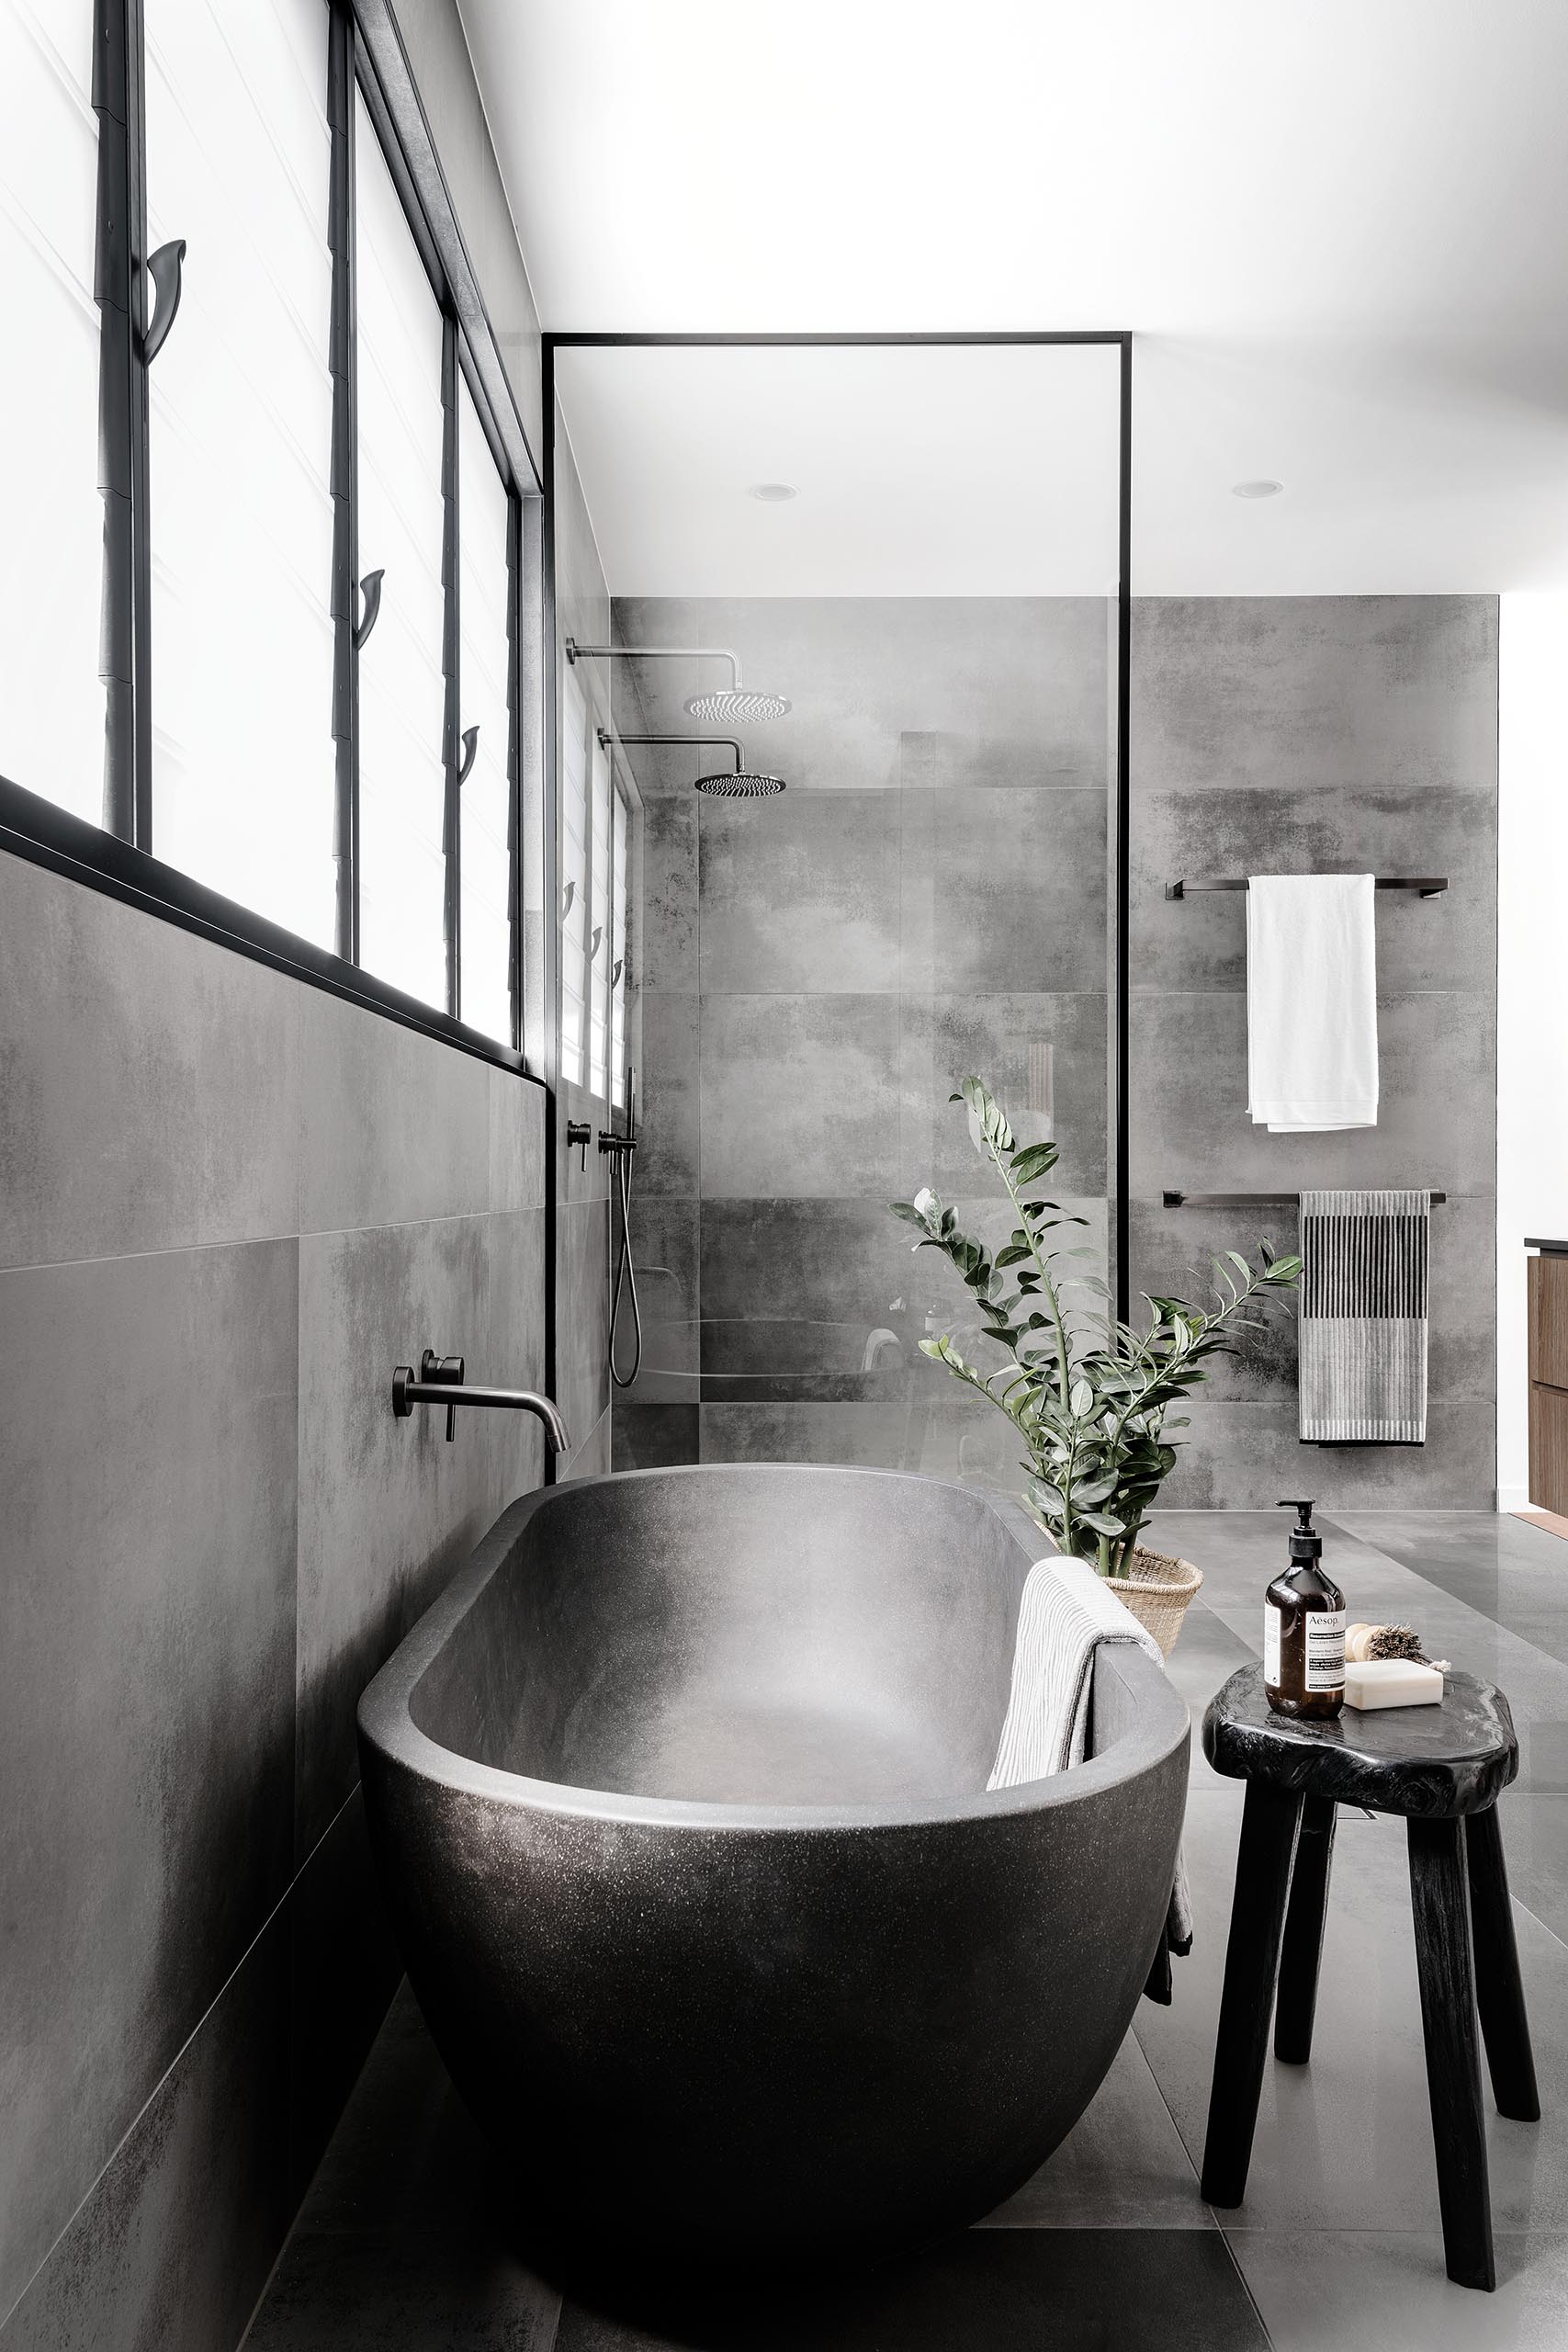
1105,1548,1204,1660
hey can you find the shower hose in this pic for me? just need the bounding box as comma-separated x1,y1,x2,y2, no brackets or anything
609,1138,643,1390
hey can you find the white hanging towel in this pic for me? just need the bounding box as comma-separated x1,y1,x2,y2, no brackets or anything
1247,874,1378,1132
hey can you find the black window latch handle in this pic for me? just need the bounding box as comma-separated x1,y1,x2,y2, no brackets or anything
141,239,186,365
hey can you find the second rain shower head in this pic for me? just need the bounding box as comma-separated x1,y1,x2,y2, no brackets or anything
601,729,785,799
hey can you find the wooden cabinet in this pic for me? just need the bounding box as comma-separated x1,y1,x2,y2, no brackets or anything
1529,1251,1568,1514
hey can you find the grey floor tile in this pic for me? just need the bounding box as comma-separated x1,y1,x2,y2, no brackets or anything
1333,1512,1568,1668
1226,2229,1568,2349
552,2230,1265,2351
243,2230,562,2352
1134,1785,1568,2237
978,2030,1209,2229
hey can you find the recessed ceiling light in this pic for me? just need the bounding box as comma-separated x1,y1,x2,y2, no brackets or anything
748,481,798,503
1232,479,1284,500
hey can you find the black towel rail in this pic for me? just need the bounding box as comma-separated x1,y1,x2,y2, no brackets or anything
1162,1190,1447,1208
1165,876,1449,899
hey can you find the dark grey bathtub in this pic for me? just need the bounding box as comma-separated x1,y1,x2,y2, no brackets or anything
357,1464,1190,2266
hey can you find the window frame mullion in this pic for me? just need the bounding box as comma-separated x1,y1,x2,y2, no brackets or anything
506,487,523,1055
327,0,359,964
92,0,144,842
440,311,461,1022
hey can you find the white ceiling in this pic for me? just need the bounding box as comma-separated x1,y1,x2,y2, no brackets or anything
553,344,1122,595
459,0,1568,594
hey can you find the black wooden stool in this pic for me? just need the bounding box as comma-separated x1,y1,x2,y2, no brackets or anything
1199,1663,1539,2291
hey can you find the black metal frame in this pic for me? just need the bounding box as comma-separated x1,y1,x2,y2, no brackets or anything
6,0,544,1079
541,329,1134,1317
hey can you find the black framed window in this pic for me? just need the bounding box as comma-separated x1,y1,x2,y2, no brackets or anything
142,0,337,944
0,0,105,821
0,0,541,1073
352,78,446,1011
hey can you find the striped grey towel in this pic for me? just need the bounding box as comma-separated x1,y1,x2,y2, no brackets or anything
989,1555,1192,1969
1299,1188,1430,1443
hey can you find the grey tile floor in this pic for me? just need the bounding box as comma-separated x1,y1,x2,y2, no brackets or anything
243,1510,1568,2349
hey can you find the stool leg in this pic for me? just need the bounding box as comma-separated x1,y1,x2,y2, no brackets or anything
1201,1781,1303,2208
1407,1816,1494,2291
1274,1795,1337,2064
1466,1804,1540,2123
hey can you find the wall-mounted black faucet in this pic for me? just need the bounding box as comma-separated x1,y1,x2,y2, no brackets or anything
565,1119,592,1171
391,1348,570,1453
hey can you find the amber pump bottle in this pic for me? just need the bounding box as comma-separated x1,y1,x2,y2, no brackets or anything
1264,1499,1346,1720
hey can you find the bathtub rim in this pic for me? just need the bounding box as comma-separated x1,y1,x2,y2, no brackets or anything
356,1462,1190,1835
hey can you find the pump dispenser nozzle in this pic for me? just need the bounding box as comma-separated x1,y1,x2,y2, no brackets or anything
1277,1498,1322,1563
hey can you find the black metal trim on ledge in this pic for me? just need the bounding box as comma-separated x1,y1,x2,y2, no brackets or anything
1163,1190,1448,1208
0,772,536,1082
1166,876,1450,899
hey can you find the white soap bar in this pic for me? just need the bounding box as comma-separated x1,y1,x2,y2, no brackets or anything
1344,1658,1444,1710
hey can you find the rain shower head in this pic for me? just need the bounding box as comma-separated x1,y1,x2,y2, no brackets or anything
694,769,785,797
600,729,786,799
564,639,789,725
683,687,792,726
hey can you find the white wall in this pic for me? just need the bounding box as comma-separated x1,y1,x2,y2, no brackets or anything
1496,592,1568,1509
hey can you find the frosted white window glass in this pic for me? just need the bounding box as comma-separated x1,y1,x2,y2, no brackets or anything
144,0,335,944
559,665,590,1086
354,95,446,1010
610,782,628,1103
0,2,105,820
457,383,512,1044
588,726,611,1096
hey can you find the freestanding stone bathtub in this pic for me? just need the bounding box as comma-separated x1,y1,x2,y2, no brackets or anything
357,1464,1190,2267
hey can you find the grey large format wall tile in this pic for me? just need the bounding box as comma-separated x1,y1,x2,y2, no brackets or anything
1130,988,1495,1199
0,1241,298,2323
1130,1193,1495,1409
699,993,902,1198
900,784,1108,993
638,794,699,992
1132,597,1499,791
488,1069,547,1216
634,993,701,1196
1159,1396,1496,1510
1131,784,1497,994
0,858,301,1268
698,788,901,993
485,1207,549,1514
0,1904,292,2352
295,1216,501,1861
898,991,1107,1198
613,596,1110,794
297,994,493,1237
558,1195,611,1452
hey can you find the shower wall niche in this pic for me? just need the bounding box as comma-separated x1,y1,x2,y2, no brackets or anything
609,594,1114,1485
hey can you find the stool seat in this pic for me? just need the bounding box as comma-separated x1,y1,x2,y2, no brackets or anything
1198,1661,1537,2293
1203,1662,1518,1817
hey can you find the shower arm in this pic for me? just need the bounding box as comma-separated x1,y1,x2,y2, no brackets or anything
566,639,746,687
598,728,742,775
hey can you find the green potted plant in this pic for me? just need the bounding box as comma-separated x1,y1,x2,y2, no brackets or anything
891,1077,1302,1656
